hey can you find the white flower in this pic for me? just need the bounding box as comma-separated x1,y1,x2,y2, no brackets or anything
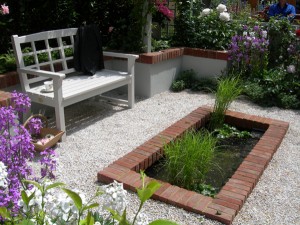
287,65,296,73
262,30,267,38
216,4,227,13
249,32,255,37
94,222,101,225
243,31,248,36
200,8,211,16
0,161,8,189
102,180,127,214
219,12,230,21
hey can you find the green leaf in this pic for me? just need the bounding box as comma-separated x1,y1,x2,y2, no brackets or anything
45,182,65,192
137,180,161,204
0,207,11,219
82,211,94,225
149,219,180,225
23,180,42,191
17,219,35,225
62,188,83,210
21,190,29,206
83,203,99,211
119,209,130,225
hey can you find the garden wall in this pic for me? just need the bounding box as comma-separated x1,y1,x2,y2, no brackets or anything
107,48,228,97
1,48,228,99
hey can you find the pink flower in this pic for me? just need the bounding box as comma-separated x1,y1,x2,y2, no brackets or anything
1,4,9,15
108,26,114,33
155,0,174,20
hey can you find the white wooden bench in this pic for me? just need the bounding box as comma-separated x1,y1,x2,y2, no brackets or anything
11,28,139,140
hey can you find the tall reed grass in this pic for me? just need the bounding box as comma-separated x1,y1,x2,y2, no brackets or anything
163,130,217,190
209,75,243,130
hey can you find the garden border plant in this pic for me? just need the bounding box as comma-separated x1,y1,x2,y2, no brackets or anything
0,92,179,225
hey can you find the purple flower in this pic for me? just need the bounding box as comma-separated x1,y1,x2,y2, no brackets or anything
40,148,57,180
0,91,57,216
11,91,31,120
27,118,43,135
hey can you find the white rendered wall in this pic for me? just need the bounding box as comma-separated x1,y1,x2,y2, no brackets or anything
135,57,181,97
182,55,227,79
106,55,227,98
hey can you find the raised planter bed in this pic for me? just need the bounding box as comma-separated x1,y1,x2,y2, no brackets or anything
1,48,228,98
97,106,289,225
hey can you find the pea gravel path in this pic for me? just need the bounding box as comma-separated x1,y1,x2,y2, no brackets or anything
39,90,300,225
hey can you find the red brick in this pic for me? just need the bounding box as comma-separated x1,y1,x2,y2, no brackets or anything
215,193,243,207
244,155,269,166
173,189,196,208
228,178,254,188
239,162,265,173
231,173,257,185
202,207,233,225
224,180,252,192
118,171,144,191
158,185,181,203
165,187,188,205
218,190,246,203
108,163,131,173
152,182,172,200
97,166,127,184
234,170,259,183
242,160,265,169
222,185,249,198
186,195,212,213
249,151,272,161
207,202,237,216
237,166,262,177
114,158,137,170
212,198,240,211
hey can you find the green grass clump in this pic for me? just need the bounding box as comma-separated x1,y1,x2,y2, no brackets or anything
163,130,217,190
210,75,243,130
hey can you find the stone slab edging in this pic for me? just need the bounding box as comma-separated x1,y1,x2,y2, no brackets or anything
97,106,289,225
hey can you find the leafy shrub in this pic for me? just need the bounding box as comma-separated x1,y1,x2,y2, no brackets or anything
163,130,217,190
151,38,171,52
243,81,267,103
243,68,300,109
278,93,300,109
0,50,16,73
171,69,197,92
171,80,186,92
191,77,218,92
194,10,237,50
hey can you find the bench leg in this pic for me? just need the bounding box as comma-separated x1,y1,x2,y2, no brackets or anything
128,81,134,108
55,105,66,141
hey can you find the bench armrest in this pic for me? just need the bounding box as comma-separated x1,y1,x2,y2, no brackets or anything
18,67,66,80
103,51,139,60
103,51,139,74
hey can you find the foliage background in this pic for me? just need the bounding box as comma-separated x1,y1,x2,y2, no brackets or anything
0,0,147,54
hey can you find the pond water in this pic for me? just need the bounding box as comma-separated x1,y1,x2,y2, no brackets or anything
145,129,263,193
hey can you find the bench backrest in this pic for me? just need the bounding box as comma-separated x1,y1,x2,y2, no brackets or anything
11,28,78,84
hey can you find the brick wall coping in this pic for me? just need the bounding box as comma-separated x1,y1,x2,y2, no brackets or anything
137,47,228,64
97,106,289,225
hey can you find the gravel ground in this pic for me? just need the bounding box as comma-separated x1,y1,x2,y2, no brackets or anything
32,90,300,225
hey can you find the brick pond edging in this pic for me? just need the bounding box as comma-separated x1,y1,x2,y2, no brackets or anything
97,106,289,225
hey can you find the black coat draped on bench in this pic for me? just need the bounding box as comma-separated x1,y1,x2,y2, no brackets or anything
74,24,104,75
